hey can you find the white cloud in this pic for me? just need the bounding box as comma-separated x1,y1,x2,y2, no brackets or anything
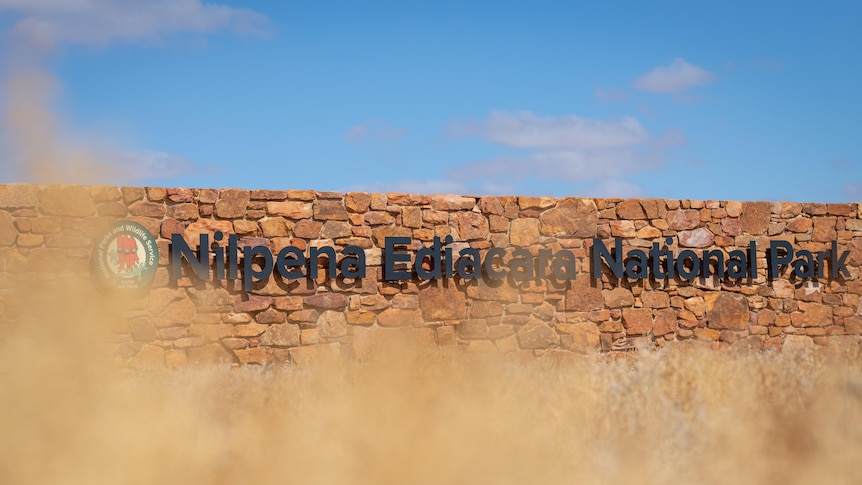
0,0,268,48
345,120,409,143
634,58,716,93
446,110,684,186
479,110,647,149
581,179,647,198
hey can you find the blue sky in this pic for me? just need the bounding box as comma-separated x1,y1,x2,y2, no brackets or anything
0,1,860,202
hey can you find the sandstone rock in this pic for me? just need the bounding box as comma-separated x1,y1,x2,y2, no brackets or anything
234,347,273,365
694,328,720,341
127,201,166,218
255,308,285,324
466,278,519,302
294,219,322,238
568,321,600,353
802,303,833,327
233,220,258,235
479,197,503,215
812,217,837,242
603,287,634,308
637,226,662,239
345,192,371,212
471,300,504,318
0,185,38,208
652,308,677,336
667,210,700,230
725,201,743,217
518,196,555,209
250,189,288,200
169,203,199,221
739,202,771,235
372,226,412,246
517,318,559,349
391,294,419,309
849,238,862,266
510,218,539,246
419,284,467,320
539,198,597,237
214,189,250,218
610,220,636,238
430,195,475,211
706,292,749,330
531,302,555,321
39,185,96,217
304,293,349,309
377,308,422,327
452,212,489,240
616,199,646,219
0,212,15,246
456,319,490,339
317,310,348,337
786,217,812,233
773,202,802,218
642,291,670,308
845,317,862,334
233,295,272,313
233,323,268,337
678,227,714,248
641,199,665,219
622,308,652,335
402,206,422,228
184,219,233,248
721,218,740,237
320,221,352,239
364,211,395,225
260,218,291,237
267,201,313,219
565,274,603,311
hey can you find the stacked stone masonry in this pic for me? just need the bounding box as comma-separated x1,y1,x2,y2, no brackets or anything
1,184,861,366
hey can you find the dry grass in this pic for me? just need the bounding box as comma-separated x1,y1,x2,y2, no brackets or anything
2,280,862,485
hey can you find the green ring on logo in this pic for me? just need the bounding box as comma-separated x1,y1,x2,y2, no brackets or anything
91,221,159,290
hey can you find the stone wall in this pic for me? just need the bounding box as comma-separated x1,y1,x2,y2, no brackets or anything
1,183,861,366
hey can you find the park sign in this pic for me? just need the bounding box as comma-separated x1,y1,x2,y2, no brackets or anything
90,222,851,291
162,230,851,292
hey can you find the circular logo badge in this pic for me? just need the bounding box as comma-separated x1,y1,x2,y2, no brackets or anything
92,221,159,290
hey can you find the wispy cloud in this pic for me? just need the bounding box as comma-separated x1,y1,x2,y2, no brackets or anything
0,0,268,48
846,182,862,199
345,120,409,143
446,110,684,187
452,110,648,150
0,0,267,184
634,58,716,93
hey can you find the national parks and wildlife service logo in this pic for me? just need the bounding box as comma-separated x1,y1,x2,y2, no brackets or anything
92,221,159,290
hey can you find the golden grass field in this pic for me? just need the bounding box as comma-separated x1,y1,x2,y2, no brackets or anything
2,281,862,485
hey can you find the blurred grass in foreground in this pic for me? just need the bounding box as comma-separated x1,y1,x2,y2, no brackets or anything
1,281,861,485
